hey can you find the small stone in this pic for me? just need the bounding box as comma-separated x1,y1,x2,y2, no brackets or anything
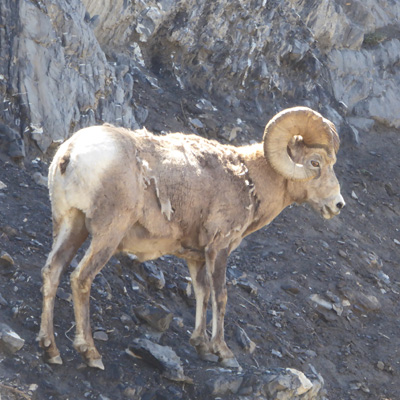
394,239,400,246
0,323,25,353
134,303,173,332
342,299,351,307
286,368,313,395
304,349,317,358
377,271,390,284
127,338,192,383
0,181,6,190
173,317,184,328
338,249,348,259
0,225,18,237
196,99,217,112
332,303,343,316
123,387,138,399
237,280,258,295
0,252,15,276
271,349,282,358
266,368,313,397
28,384,39,392
189,118,204,129
120,313,133,324
140,262,165,290
177,280,192,298
281,282,300,295
320,240,330,249
227,267,246,281
354,293,381,312
56,287,72,302
351,191,358,200
0,251,14,265
32,172,48,187
309,294,333,310
229,127,241,141
207,375,244,396
93,331,109,341
377,361,385,371
235,326,256,354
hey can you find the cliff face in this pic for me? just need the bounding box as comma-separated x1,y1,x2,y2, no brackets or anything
1,2,400,400
1,0,399,159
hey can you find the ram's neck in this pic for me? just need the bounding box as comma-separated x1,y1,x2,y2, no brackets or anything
237,143,294,236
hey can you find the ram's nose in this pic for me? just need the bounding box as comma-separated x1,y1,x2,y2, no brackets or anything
336,198,345,211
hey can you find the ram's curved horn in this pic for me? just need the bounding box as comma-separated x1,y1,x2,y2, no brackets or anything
263,106,339,180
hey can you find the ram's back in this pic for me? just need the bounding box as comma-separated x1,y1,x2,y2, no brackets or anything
49,125,255,259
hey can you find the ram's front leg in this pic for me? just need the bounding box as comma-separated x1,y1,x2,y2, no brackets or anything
207,249,241,369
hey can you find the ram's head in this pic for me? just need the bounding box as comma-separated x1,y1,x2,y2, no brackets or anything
263,106,345,219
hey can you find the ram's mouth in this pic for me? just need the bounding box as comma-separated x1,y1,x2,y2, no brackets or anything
321,206,340,220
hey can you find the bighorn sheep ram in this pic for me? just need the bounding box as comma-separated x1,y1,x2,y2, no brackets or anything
39,106,345,370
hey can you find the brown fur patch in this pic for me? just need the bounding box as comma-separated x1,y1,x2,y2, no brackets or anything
59,152,70,174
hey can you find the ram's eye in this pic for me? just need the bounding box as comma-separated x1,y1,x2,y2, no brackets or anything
311,161,320,168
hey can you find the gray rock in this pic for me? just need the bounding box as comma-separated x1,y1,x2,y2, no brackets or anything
235,325,256,354
189,118,204,129
93,330,109,341
0,323,25,353
56,287,72,302
0,251,14,265
281,281,301,295
208,367,325,399
354,293,381,312
32,172,48,187
237,280,258,295
0,251,16,276
207,374,244,396
177,280,192,298
120,313,133,325
139,262,165,290
134,303,173,331
376,361,385,371
309,294,333,311
127,338,192,383
258,368,319,399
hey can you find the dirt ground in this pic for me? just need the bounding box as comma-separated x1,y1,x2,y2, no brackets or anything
0,78,399,399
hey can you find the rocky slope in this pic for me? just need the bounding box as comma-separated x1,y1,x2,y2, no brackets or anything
0,0,399,399
1,0,400,158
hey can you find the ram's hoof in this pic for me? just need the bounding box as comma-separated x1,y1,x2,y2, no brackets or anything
46,354,63,365
220,357,242,370
86,357,105,370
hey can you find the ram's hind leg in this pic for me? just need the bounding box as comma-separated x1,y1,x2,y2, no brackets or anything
70,216,131,370
187,260,214,360
38,208,88,364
